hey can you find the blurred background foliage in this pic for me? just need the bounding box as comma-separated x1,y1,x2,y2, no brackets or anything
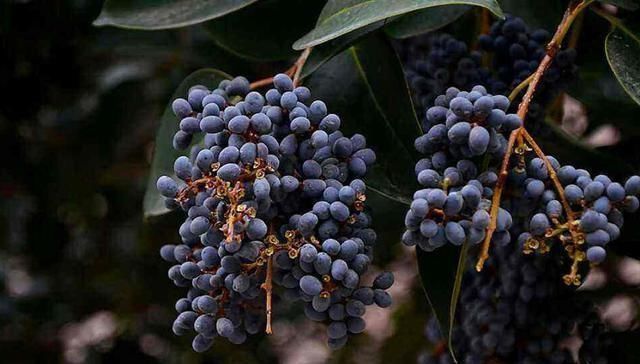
0,1,421,363
1,0,640,363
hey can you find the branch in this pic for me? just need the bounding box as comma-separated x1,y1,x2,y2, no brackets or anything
476,0,592,271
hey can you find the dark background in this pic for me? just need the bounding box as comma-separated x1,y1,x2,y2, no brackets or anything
0,1,426,363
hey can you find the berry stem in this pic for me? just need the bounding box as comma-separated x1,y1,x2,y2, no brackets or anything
262,253,274,334
476,0,592,272
520,129,577,223
249,48,312,90
249,77,279,90
508,74,533,102
292,48,312,87
520,128,585,285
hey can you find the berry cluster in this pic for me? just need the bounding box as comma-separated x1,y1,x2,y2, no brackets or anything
156,73,393,352
514,158,640,284
418,244,610,364
478,15,577,121
400,15,577,125
398,34,492,120
405,81,639,361
402,86,522,250
478,15,577,90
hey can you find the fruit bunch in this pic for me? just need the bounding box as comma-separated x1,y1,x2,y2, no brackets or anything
402,86,521,251
156,73,393,352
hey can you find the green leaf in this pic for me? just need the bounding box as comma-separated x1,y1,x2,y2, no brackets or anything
304,33,422,199
293,0,504,49
366,188,411,267
416,243,469,357
93,0,258,30
301,23,383,79
143,69,231,218
605,26,640,106
385,5,471,39
204,0,325,61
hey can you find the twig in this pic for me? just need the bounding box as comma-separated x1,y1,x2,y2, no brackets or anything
476,0,592,271
293,48,312,87
520,129,584,285
249,48,312,90
520,129,577,223
249,77,277,90
508,74,534,102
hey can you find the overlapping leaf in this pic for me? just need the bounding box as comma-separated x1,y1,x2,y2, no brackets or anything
304,33,421,200
204,0,325,61
293,0,504,49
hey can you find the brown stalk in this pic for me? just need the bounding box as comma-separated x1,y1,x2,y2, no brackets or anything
249,48,312,90
476,0,592,271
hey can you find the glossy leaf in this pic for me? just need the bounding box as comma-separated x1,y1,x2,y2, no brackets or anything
204,0,325,61
606,26,640,106
301,23,384,79
385,5,471,39
304,33,422,199
93,0,258,30
143,69,231,218
293,0,504,49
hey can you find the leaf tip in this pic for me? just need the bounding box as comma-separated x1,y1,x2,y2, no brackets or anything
292,37,309,51
92,14,111,27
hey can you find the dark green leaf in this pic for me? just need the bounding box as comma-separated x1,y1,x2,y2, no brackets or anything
204,0,325,61
366,188,411,267
143,69,231,218
293,0,504,49
93,0,258,30
416,244,469,352
385,5,471,39
304,33,422,199
301,23,383,78
605,26,640,106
